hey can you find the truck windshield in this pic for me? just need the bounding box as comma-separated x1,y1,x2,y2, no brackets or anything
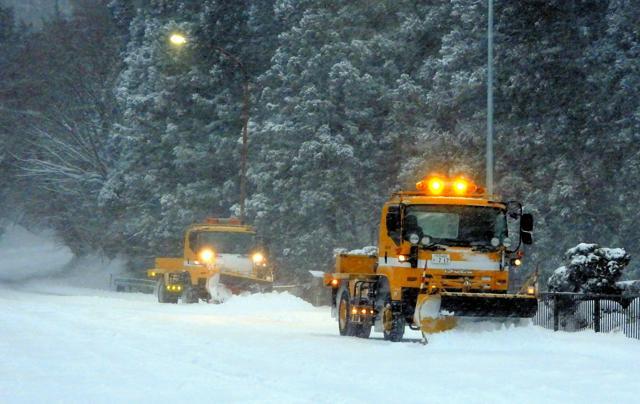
195,232,256,255
404,205,507,247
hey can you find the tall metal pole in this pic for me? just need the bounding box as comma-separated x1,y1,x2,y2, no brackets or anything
239,78,249,224
212,46,249,224
486,0,494,195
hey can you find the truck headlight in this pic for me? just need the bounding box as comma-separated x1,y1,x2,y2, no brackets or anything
199,249,215,263
409,233,420,245
252,252,265,264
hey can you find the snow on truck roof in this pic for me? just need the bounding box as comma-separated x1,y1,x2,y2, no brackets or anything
387,194,506,209
187,223,256,233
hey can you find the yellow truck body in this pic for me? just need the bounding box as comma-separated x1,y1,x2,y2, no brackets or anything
148,218,273,303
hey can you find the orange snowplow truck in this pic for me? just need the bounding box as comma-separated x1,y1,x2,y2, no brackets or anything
324,175,536,341
147,218,273,304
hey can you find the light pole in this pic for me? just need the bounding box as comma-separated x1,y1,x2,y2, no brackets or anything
169,33,250,223
486,0,494,195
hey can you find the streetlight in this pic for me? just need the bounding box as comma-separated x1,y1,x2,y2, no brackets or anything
169,33,250,224
169,33,187,46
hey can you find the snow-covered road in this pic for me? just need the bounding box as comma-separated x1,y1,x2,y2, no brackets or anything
1,284,638,404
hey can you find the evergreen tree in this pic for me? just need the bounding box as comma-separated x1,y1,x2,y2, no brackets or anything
250,0,451,280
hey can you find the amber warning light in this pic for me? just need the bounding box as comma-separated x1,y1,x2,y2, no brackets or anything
416,176,481,196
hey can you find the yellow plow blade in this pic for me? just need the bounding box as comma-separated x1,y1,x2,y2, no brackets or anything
414,292,538,335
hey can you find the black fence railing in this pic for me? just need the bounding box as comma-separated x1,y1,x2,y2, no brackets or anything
109,275,156,294
534,292,640,340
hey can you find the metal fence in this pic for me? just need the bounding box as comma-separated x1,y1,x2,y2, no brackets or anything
534,292,640,340
109,275,156,294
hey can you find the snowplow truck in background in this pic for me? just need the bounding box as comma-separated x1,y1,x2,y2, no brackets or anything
147,218,274,303
324,175,537,341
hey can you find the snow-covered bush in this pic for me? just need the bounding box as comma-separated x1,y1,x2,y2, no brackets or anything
548,243,631,294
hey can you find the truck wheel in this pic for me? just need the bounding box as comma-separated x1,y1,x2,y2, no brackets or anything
338,290,355,336
182,287,199,304
355,320,372,339
382,305,405,342
157,278,178,304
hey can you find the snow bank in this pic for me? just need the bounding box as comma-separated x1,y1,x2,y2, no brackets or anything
219,291,315,314
0,225,73,282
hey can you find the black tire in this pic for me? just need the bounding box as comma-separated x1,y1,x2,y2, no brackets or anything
355,320,372,339
338,290,356,336
382,305,405,342
157,278,178,304
182,287,199,304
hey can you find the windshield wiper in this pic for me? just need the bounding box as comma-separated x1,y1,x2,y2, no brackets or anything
421,243,447,251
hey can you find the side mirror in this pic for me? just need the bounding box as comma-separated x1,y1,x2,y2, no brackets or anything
521,231,533,245
386,205,401,233
506,201,523,219
521,214,534,232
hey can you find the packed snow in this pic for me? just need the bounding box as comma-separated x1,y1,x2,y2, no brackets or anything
1,228,639,403
1,284,639,404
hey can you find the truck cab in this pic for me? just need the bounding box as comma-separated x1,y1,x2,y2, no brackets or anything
325,175,536,341
148,218,273,303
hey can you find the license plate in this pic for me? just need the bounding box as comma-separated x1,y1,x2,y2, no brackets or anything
431,254,450,266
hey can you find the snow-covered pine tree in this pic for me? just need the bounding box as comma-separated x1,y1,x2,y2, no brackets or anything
105,0,279,257
581,0,640,281
0,5,21,222
249,0,460,280
548,243,631,294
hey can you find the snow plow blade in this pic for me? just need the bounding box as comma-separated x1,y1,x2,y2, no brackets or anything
438,292,538,318
217,272,273,293
414,292,538,334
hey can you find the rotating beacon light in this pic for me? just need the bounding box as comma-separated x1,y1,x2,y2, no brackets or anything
416,175,479,196
452,178,469,195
